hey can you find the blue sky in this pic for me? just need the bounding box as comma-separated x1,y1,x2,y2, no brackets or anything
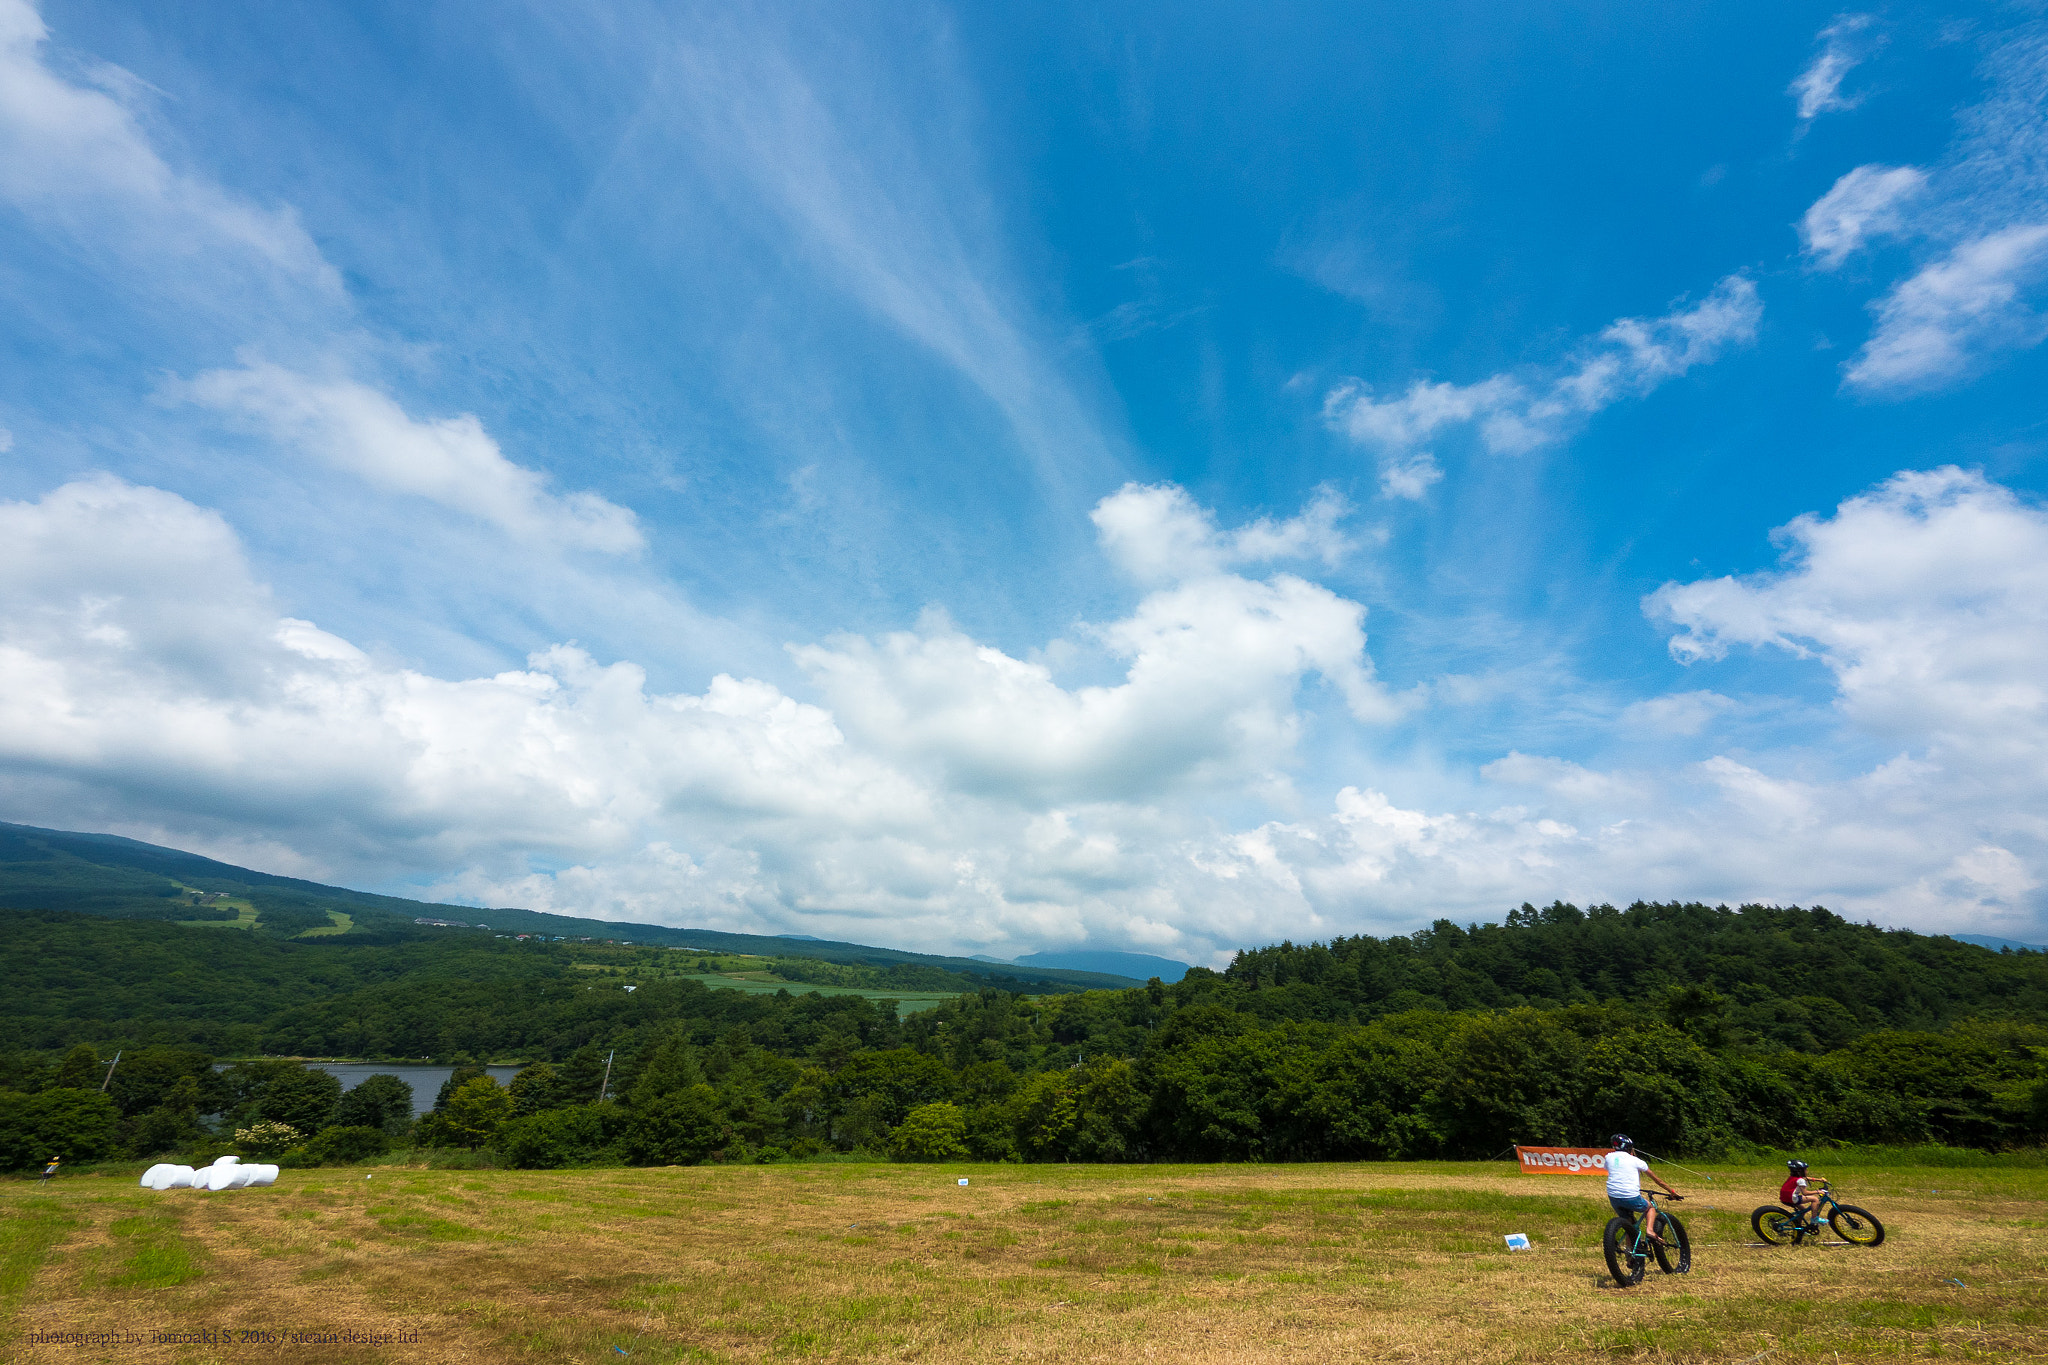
3,0,2046,959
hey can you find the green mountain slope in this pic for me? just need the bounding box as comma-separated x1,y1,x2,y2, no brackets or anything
0,821,1140,992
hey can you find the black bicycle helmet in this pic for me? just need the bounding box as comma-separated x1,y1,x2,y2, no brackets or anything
1611,1133,1634,1151
1787,1159,1809,1175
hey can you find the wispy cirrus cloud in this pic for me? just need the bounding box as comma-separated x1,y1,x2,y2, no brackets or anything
0,0,642,561
1323,276,1760,498
657,10,1117,498
1791,14,1881,123
0,0,339,318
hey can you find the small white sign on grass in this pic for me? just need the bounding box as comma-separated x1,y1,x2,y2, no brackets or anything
1503,1233,1532,1251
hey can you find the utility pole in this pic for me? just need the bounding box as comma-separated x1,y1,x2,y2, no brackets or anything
99,1050,122,1093
597,1049,615,1103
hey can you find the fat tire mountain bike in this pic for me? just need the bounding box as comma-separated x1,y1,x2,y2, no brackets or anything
1603,1192,1690,1287
1750,1181,1885,1248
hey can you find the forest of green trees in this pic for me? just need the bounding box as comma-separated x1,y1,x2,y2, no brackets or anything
3,900,2045,1171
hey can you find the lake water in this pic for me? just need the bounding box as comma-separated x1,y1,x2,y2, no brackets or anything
309,1063,524,1118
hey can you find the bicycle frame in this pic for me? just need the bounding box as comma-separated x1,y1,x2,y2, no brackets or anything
1792,1182,1840,1229
1605,1191,1690,1286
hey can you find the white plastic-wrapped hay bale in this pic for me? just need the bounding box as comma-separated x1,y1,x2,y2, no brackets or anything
140,1163,173,1188
141,1164,198,1190
246,1164,279,1186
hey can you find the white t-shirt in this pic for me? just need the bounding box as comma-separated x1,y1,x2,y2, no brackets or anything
1605,1151,1649,1197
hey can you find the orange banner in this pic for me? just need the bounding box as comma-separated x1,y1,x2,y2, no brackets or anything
1514,1145,1613,1175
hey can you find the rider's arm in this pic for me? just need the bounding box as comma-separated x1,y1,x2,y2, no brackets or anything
1650,1169,1680,1195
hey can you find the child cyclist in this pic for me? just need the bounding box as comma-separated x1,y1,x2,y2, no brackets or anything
1781,1160,1824,1228
1605,1134,1682,1244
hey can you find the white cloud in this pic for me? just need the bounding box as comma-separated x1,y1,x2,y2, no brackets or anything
0,0,338,301
1791,14,1879,122
179,362,643,553
1817,20,2048,391
1324,276,1760,497
0,476,1392,958
5,468,2045,952
0,2,653,572
1843,223,2048,392
794,485,1394,802
1088,482,1350,585
1618,690,1741,737
1800,165,1927,268
1650,466,2048,768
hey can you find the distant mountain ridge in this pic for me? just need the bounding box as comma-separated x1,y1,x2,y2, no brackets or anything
0,821,1145,992
1952,933,2047,954
1013,950,1193,983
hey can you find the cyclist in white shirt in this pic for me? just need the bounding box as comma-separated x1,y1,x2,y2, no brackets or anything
1604,1133,1681,1244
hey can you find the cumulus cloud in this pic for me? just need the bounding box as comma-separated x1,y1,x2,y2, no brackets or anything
1324,276,1760,498
1791,14,1879,122
1088,482,1350,585
5,468,2044,952
179,362,643,553
1650,466,2048,770
0,476,1401,958
1800,165,1927,268
793,483,1394,801
1817,20,2048,392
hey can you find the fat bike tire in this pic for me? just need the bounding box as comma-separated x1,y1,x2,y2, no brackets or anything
1603,1217,1646,1287
1652,1211,1692,1274
1752,1205,1802,1246
1829,1205,1885,1247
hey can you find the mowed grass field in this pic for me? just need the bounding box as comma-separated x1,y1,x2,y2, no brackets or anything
5,1159,2045,1363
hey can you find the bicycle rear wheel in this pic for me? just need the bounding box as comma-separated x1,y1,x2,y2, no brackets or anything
1829,1204,1885,1247
1652,1210,1691,1274
1603,1217,1646,1287
1752,1205,1801,1246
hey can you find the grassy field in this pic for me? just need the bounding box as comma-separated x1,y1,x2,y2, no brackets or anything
4,1158,2043,1363
295,911,354,939
661,973,959,1014
572,954,962,1014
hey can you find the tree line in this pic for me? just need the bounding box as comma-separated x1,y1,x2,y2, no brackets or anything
4,901,2046,1170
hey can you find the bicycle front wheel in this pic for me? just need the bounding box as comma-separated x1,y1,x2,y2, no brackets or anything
1752,1205,1801,1246
1603,1217,1645,1287
1829,1205,1885,1247
1653,1211,1691,1274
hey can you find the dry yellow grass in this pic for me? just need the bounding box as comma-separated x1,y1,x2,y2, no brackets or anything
5,1158,2044,1363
